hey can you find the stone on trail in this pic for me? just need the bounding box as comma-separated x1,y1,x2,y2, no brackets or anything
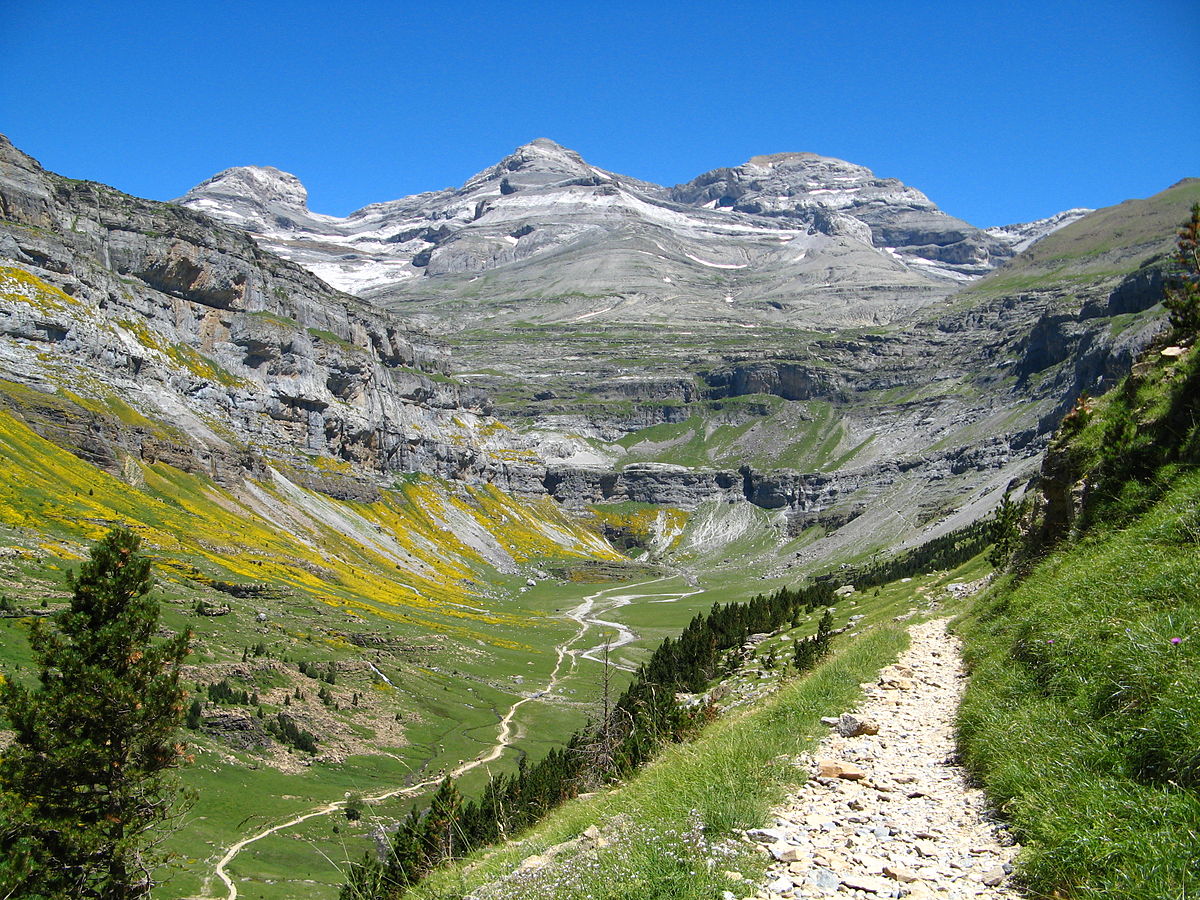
855,854,887,873
746,826,789,843
516,853,548,872
982,865,1009,886
807,867,841,893
840,871,894,893
817,758,867,780
836,712,880,736
884,863,919,882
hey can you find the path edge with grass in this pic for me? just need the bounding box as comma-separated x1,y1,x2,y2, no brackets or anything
405,623,910,899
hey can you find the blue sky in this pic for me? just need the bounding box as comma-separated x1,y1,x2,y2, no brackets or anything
2,0,1196,226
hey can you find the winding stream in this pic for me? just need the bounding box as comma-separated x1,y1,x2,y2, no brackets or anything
200,575,701,900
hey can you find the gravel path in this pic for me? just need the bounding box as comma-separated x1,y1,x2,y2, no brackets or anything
743,618,1022,900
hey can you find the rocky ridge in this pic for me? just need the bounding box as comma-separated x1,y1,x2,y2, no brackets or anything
0,134,513,492
984,208,1092,253
669,153,1012,279
179,140,1015,330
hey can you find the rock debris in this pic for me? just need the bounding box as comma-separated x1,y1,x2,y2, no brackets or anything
740,618,1021,899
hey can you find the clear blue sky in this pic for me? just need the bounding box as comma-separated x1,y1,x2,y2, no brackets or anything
2,0,1196,227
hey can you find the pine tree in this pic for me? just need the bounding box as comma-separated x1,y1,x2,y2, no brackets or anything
1164,203,1200,337
988,488,1024,569
815,608,835,648
0,528,192,900
421,777,463,864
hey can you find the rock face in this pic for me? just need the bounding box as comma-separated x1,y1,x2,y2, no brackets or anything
670,152,1013,278
985,207,1094,252
0,134,510,488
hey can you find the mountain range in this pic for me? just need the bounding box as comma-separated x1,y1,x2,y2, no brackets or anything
179,138,1087,330
2,134,1193,562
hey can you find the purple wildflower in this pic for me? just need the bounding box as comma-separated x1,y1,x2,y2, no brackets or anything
1171,637,1183,645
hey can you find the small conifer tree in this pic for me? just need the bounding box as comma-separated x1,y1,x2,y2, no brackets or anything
0,527,192,899
1164,203,1200,337
988,488,1024,569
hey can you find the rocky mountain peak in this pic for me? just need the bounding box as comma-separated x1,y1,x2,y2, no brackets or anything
742,151,875,182
673,152,934,214
670,152,1008,277
745,151,825,166
0,133,39,170
521,136,575,156
181,165,310,211
507,138,588,168
465,138,602,191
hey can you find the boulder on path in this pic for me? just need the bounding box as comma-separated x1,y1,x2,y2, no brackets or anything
746,826,788,843
817,758,866,780
982,865,1009,886
840,872,893,893
884,863,919,882
835,713,879,736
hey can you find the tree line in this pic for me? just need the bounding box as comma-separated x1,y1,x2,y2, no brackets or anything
829,518,993,591
341,579,842,899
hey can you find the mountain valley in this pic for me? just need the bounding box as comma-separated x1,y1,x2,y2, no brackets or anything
0,131,1196,898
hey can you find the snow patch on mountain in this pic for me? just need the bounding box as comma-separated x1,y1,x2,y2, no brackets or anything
986,208,1094,253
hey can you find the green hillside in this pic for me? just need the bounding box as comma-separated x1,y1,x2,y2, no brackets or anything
958,312,1200,897
967,178,1200,295
0,398,841,899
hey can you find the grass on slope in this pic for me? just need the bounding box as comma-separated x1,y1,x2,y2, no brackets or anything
0,406,649,899
966,178,1200,297
613,398,859,473
957,469,1200,899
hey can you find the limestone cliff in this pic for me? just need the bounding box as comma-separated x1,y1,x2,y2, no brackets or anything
0,135,515,493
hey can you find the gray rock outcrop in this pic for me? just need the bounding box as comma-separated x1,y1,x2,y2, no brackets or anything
0,134,504,488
